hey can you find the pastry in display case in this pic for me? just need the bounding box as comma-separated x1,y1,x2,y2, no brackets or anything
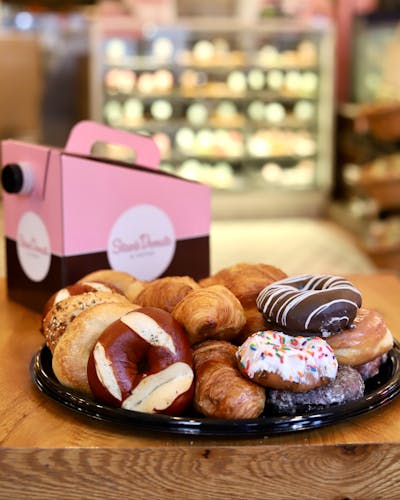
90,17,334,215
333,102,400,272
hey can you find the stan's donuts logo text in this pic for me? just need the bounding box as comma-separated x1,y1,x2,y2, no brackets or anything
111,233,172,255
108,204,176,280
16,211,51,282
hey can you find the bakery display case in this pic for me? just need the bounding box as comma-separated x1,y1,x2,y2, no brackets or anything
89,17,335,217
332,102,400,271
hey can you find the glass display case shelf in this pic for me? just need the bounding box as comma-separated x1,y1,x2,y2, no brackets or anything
90,16,334,217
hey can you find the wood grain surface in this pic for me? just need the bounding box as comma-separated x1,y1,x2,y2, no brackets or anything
0,275,400,499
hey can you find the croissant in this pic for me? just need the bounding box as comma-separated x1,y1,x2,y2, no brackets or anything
199,262,287,307
192,340,266,419
78,269,144,302
171,285,246,345
235,306,266,345
135,276,199,313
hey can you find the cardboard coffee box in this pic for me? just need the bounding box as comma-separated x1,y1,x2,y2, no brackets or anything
1,121,210,312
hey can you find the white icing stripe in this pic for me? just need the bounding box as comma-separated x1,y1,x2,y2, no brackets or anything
121,311,176,354
304,299,358,329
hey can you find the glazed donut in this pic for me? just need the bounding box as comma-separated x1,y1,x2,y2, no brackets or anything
87,306,194,416
192,340,266,419
256,274,362,336
269,365,365,415
43,281,121,318
354,354,388,380
326,308,393,367
78,269,145,302
42,291,133,352
52,302,137,394
236,330,338,392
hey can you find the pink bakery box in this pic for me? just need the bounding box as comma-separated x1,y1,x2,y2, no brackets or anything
1,120,211,312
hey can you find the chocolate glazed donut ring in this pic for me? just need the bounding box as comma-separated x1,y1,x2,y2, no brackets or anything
256,274,362,337
87,306,194,416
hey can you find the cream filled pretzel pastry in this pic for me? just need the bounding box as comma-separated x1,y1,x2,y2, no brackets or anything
256,274,362,337
87,306,194,416
237,330,338,392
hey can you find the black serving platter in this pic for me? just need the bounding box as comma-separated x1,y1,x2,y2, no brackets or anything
30,343,400,437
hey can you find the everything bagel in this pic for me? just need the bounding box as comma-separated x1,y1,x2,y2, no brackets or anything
256,274,362,336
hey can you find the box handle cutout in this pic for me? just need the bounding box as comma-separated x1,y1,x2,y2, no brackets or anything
91,141,137,164
65,120,160,169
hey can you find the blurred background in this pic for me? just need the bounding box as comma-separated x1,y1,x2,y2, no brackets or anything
2,0,400,274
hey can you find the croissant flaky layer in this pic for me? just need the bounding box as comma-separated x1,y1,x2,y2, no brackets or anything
192,340,266,419
199,262,287,307
135,276,199,313
171,285,246,345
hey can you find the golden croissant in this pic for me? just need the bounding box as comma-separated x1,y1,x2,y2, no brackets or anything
135,275,199,313
235,306,266,345
171,285,246,345
192,340,266,419
199,262,287,307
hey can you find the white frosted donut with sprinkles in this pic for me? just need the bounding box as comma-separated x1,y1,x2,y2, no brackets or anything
237,330,338,392
256,274,362,336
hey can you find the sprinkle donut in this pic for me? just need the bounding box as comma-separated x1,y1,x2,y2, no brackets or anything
256,274,362,336
236,330,338,392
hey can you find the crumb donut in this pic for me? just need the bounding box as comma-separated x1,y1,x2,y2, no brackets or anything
78,269,145,302
42,291,133,352
52,302,137,394
269,365,365,415
326,308,393,367
237,330,338,392
87,306,194,416
256,274,362,336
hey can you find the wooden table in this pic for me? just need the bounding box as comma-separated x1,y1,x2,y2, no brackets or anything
1,274,400,500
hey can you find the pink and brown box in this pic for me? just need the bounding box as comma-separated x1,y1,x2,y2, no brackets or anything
1,121,210,312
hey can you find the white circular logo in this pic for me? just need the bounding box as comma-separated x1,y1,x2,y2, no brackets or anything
107,204,176,281
17,211,51,282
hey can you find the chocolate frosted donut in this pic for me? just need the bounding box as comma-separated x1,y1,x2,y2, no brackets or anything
256,274,362,337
